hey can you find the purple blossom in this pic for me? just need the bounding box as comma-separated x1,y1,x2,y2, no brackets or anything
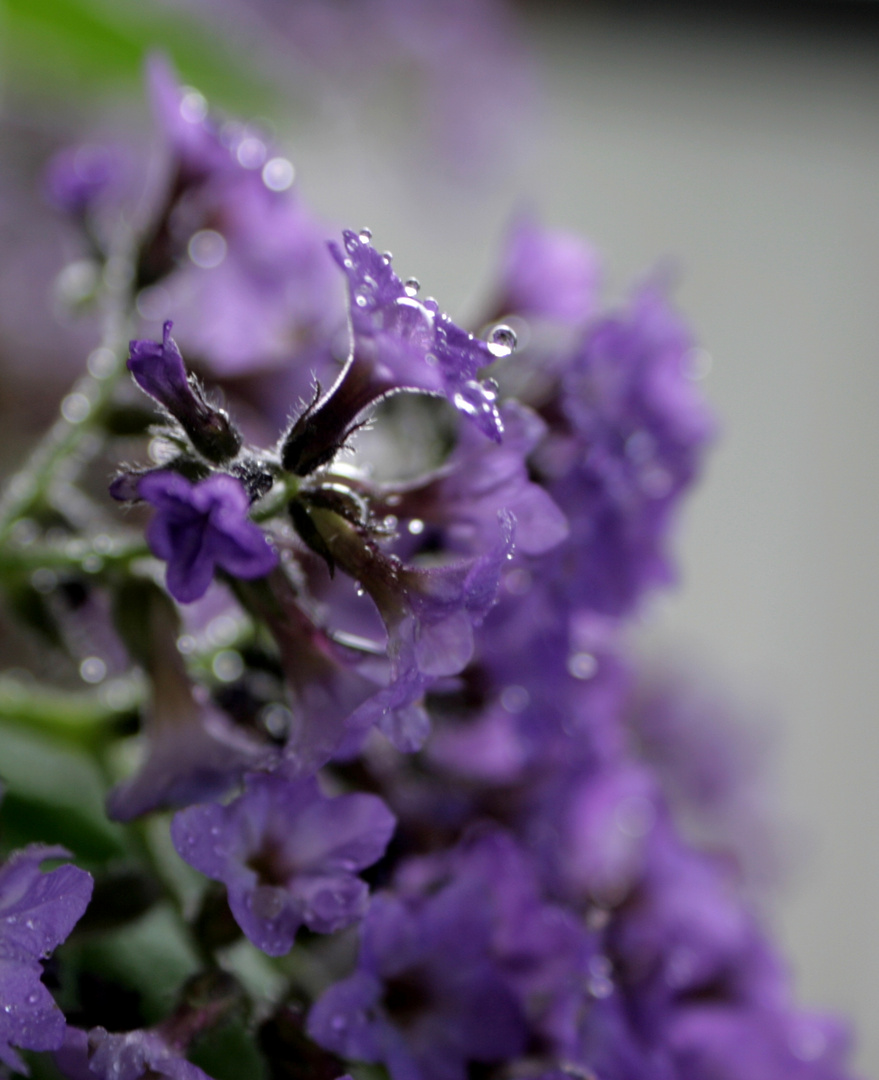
533,279,714,616
493,214,601,323
171,773,395,956
308,888,526,1080
375,401,568,558
145,58,342,376
55,1026,210,1080
127,323,242,463
44,144,123,217
138,471,277,604
0,845,93,1074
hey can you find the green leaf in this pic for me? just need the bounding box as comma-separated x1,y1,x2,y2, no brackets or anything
189,1018,268,1080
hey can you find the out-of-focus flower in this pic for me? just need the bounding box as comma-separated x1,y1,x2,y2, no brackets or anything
0,843,93,1074
171,773,395,955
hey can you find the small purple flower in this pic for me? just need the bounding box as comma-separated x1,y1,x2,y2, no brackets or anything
0,845,93,1074
44,144,123,217
128,323,242,463
171,773,395,956
139,471,277,603
55,1026,210,1080
493,214,601,324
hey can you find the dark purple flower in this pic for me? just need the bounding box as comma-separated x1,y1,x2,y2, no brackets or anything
282,231,509,474
308,887,526,1080
493,214,601,324
171,773,395,956
139,471,277,603
128,323,242,463
55,1026,210,1080
0,845,93,1074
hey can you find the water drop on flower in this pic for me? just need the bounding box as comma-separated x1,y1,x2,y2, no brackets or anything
358,227,372,243
355,582,365,597
80,657,107,684
87,347,116,379
188,229,227,269
236,136,267,169
567,652,597,680
213,650,244,683
177,635,197,655
404,277,421,296
262,157,295,191
487,323,517,358
61,392,92,424
180,88,208,124
500,685,529,713
382,251,393,262
407,518,425,535
383,515,398,532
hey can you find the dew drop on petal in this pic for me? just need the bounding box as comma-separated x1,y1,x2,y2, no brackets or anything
180,88,208,124
188,229,227,269
487,323,517,358
358,227,372,243
567,652,597,680
212,650,244,682
80,656,107,684
407,518,425,535
404,278,421,296
262,157,295,191
61,392,92,424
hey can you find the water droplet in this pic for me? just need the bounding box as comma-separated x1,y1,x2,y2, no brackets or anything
82,554,103,574
355,295,367,307
404,277,420,296
500,685,529,713
260,703,292,739
386,494,402,507
262,156,295,191
487,323,517,358
587,974,613,999
212,650,244,683
31,568,57,594
92,534,113,554
61,392,91,424
354,582,365,597
381,251,393,262
188,229,227,269
586,907,610,932
26,992,39,1005
236,136,266,169
358,227,373,243
407,518,425,535
567,652,597,680
589,954,612,979
206,615,238,647
87,347,116,379
180,88,208,124
424,352,437,367
504,568,532,595
382,515,398,531
80,657,107,684
177,635,197,655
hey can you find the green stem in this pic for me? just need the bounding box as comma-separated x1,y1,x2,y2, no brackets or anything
0,236,137,545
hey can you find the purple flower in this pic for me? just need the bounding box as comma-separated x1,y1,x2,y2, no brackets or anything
375,401,568,558
128,323,242,463
308,891,526,1080
282,231,509,475
138,471,277,604
0,845,93,1074
493,214,601,324
55,1026,210,1080
171,773,395,956
44,144,123,217
533,279,714,616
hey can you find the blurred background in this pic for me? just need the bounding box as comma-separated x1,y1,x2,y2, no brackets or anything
0,0,877,1073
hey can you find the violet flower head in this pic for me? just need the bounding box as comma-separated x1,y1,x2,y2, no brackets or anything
494,214,601,324
0,845,93,1074
128,322,242,463
138,471,277,604
541,279,714,616
55,1026,210,1080
171,773,396,956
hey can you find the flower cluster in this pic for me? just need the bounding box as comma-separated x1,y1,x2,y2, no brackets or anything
0,51,859,1080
